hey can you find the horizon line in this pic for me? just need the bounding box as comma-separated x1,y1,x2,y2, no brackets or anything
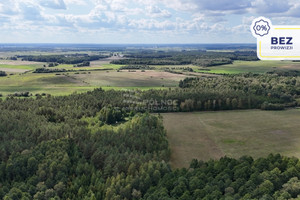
0,43,256,45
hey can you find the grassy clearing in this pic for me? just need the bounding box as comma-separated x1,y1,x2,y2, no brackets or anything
197,60,300,74
162,109,300,168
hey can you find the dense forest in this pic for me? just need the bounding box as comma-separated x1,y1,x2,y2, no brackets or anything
116,72,300,112
1,70,300,199
142,154,300,200
19,54,108,65
0,90,169,199
112,51,258,67
175,72,300,111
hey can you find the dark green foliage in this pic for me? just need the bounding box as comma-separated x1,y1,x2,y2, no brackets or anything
48,62,59,67
177,73,300,111
33,68,67,73
7,91,31,97
98,106,125,124
20,54,108,64
0,91,169,199
9,56,17,60
112,51,257,66
261,102,285,110
119,65,155,70
139,155,300,200
0,70,7,77
74,61,90,67
267,70,300,77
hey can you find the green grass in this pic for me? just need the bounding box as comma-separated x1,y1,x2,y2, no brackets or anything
0,64,42,74
197,60,300,74
0,64,38,70
162,109,300,168
101,64,125,69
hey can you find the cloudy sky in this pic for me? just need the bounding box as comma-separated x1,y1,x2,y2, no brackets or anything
0,0,300,44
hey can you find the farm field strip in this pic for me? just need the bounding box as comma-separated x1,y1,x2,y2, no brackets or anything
0,69,188,96
197,60,300,74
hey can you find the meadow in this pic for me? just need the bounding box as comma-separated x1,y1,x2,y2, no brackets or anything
197,60,300,74
0,67,187,96
162,109,300,168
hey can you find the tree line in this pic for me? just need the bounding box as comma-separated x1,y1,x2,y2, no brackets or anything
19,54,108,65
112,51,258,67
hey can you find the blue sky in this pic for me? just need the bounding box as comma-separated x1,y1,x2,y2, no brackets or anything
0,0,300,44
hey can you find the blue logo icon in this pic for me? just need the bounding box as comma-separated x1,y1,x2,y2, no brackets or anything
253,19,270,37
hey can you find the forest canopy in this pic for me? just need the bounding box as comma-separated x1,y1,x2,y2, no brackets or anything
19,54,108,65
112,51,258,67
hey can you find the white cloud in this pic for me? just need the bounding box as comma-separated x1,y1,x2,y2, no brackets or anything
251,0,291,14
18,2,44,21
64,0,87,6
146,5,172,18
40,0,66,10
0,1,19,15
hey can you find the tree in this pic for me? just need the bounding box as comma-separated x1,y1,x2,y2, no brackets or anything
258,180,274,196
0,71,7,77
232,98,238,109
281,177,300,198
99,106,124,124
54,182,66,197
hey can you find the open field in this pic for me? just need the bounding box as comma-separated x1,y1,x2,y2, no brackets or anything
0,60,45,65
162,109,300,168
0,63,43,73
74,70,188,87
0,70,188,96
197,60,300,74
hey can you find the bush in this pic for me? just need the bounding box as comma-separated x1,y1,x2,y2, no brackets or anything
8,91,31,97
48,63,59,67
74,61,90,67
261,102,285,110
33,68,67,73
0,71,7,77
